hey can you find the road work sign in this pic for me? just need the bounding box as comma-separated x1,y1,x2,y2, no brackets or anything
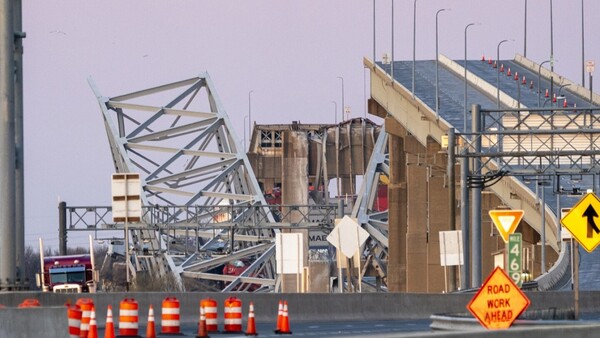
467,267,530,330
561,192,600,252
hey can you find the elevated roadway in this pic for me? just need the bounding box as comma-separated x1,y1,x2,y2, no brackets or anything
365,54,600,290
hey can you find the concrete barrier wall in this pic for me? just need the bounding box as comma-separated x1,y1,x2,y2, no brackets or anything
0,307,67,338
0,291,595,336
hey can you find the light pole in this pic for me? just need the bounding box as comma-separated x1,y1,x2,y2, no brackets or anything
558,83,571,98
412,0,418,98
464,23,476,132
373,0,376,63
581,0,585,86
391,0,394,80
243,115,248,150
331,101,338,124
550,0,554,71
524,0,528,57
538,60,551,107
496,39,509,107
435,8,448,119
248,90,254,145
337,76,345,123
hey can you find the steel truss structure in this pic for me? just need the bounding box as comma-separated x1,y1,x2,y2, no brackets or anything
351,131,389,283
455,106,600,181
87,74,299,291
83,70,600,293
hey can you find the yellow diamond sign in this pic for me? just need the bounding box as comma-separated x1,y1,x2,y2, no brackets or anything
488,210,524,243
467,267,530,330
560,192,600,253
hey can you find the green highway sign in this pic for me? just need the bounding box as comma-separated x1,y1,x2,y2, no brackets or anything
508,233,523,287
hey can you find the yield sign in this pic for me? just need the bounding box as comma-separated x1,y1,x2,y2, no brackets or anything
327,216,370,258
560,192,600,252
488,210,524,243
467,266,530,330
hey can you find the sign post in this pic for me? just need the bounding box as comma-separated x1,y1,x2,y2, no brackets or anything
467,267,530,329
327,216,370,293
508,233,523,287
560,192,600,252
489,210,524,243
439,230,463,292
559,192,600,320
111,173,142,292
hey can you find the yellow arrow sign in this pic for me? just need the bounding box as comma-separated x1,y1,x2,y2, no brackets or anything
489,210,524,243
560,192,600,253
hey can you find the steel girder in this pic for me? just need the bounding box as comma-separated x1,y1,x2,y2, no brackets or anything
351,131,390,284
88,74,277,291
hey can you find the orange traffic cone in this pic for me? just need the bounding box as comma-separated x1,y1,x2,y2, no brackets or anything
500,64,505,73
507,68,511,76
545,88,549,98
488,58,493,65
493,61,497,69
104,305,115,338
514,71,519,81
146,305,156,338
87,307,98,338
563,97,568,107
530,80,534,89
522,75,526,85
552,93,557,103
245,302,258,336
196,306,210,338
481,54,485,61
274,300,283,333
278,301,292,335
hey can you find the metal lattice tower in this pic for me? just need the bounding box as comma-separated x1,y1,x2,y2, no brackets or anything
89,74,278,291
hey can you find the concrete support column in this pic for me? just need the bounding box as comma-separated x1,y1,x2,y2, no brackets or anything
281,130,309,292
0,0,16,289
340,177,356,197
405,136,428,292
386,118,407,292
427,138,452,292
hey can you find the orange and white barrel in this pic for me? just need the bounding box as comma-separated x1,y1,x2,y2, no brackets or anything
201,298,218,332
160,297,181,334
223,297,242,333
118,298,139,337
75,298,94,338
66,305,82,338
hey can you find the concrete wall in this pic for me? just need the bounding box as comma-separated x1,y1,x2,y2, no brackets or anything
0,291,596,336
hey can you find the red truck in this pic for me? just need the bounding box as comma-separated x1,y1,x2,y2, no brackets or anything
36,237,99,293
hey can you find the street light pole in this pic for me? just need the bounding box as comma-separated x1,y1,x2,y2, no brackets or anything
524,0,528,57
464,23,476,132
435,8,447,119
496,39,509,107
550,0,554,71
373,0,376,63
248,90,254,145
581,0,585,86
538,60,551,107
391,0,394,80
412,0,418,98
243,115,248,150
331,101,338,124
337,76,345,122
